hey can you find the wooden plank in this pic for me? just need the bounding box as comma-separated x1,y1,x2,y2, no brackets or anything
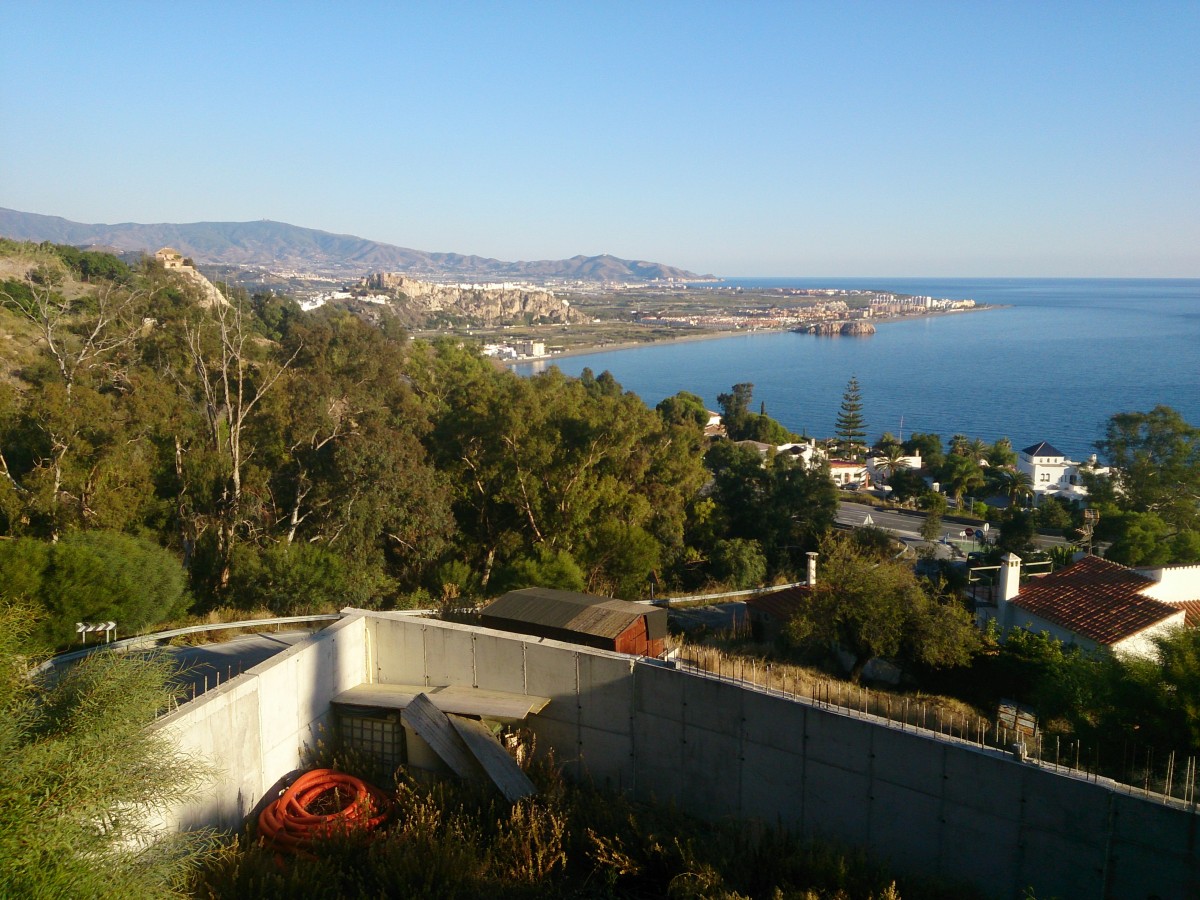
449,715,537,803
333,683,550,721
400,693,479,779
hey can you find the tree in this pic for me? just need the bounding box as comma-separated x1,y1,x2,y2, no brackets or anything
903,432,944,472
0,605,212,897
1096,406,1200,531
716,383,755,440
0,532,190,649
833,377,867,459
990,468,1034,506
987,437,1018,469
940,453,985,508
874,445,908,482
784,535,979,681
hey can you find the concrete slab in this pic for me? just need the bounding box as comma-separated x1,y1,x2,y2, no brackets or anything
523,642,580,703
941,746,1025,822
800,757,871,845
1015,825,1107,900
576,724,635,791
421,624,477,686
738,740,806,828
866,779,943,872
936,797,1021,890
471,631,529,694
633,663,685,719
802,707,876,771
868,726,945,797
681,674,743,739
373,616,429,684
577,653,636,731
740,690,807,753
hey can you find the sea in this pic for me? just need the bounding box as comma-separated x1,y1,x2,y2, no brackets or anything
514,278,1200,462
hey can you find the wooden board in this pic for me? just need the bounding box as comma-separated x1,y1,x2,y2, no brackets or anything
333,682,550,722
449,715,537,803
400,693,479,779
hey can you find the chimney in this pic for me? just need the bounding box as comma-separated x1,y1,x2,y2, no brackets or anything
807,552,818,586
997,553,1022,630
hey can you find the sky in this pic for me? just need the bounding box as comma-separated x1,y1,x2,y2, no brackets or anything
2,2,1198,277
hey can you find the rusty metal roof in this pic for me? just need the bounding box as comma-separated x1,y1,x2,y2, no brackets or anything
484,587,666,641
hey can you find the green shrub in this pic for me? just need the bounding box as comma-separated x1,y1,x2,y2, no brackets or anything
0,532,189,649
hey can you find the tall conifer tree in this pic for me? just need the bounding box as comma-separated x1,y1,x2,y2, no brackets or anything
834,376,867,459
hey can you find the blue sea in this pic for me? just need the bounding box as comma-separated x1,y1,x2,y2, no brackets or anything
514,278,1200,461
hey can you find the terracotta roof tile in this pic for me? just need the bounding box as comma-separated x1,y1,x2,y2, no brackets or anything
1011,556,1179,645
1172,600,1200,628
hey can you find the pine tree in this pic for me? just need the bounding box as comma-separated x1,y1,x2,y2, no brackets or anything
834,377,867,459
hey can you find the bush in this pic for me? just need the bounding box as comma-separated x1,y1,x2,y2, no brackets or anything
226,542,384,616
0,532,189,649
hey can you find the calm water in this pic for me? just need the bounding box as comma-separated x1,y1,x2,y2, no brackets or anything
515,278,1200,461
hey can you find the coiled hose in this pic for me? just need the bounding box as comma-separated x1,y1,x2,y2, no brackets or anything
258,768,391,854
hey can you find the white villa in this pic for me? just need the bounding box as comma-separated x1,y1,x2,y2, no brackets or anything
1017,441,1109,505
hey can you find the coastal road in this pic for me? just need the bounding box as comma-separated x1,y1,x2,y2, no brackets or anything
837,500,1072,553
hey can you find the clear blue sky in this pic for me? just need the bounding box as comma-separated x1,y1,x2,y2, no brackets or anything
2,2,1197,276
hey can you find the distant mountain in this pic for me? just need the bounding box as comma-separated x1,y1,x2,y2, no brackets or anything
0,208,711,282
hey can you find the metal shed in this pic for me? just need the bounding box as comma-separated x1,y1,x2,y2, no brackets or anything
481,587,668,657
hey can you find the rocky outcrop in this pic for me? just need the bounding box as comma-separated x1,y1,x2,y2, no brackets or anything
362,274,576,326
795,321,876,336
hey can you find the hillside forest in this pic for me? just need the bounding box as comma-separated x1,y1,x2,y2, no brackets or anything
0,240,839,647
2,239,1197,657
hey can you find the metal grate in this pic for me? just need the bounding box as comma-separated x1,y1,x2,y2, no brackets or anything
335,707,405,771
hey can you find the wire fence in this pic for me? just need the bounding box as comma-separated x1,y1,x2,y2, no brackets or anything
670,646,1200,813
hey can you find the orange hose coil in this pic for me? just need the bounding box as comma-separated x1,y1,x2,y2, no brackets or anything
258,768,391,853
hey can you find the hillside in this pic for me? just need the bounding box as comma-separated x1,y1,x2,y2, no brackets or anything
0,208,711,283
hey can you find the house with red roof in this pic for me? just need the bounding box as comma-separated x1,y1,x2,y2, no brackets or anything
991,553,1199,657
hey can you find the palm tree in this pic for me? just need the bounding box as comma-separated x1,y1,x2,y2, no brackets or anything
875,445,908,482
942,453,985,508
965,438,989,464
993,468,1034,506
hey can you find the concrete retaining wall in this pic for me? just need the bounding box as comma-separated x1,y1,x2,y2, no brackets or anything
154,613,367,831
164,612,1198,898
364,614,1198,899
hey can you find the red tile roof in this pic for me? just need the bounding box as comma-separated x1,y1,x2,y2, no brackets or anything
1011,555,1181,645
1172,600,1200,628
746,585,812,622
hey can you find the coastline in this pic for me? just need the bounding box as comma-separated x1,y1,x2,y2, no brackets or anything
525,305,1007,363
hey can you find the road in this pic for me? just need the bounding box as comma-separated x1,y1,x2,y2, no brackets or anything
837,500,1072,553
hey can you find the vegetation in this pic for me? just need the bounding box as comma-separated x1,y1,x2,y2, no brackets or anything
1087,405,1200,565
0,605,212,898
193,744,977,900
784,534,979,682
0,242,836,646
833,376,867,459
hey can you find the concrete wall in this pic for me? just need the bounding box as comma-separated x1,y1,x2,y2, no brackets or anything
164,611,1198,898
153,613,368,831
361,613,1198,900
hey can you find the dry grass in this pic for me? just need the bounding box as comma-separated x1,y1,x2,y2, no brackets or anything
668,635,988,738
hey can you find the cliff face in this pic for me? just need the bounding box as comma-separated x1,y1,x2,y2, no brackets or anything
798,321,877,336
363,274,576,326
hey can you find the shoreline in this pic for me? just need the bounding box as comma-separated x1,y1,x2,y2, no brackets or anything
520,305,1007,363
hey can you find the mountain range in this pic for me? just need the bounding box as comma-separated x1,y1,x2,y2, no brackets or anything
0,208,710,282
